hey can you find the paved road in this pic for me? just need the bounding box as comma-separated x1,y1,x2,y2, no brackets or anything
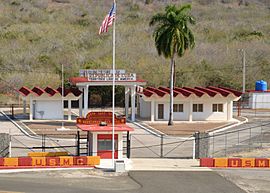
0,170,245,193
216,168,270,193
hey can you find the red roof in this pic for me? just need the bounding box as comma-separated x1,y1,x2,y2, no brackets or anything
77,124,134,132
18,86,82,97
139,86,242,98
69,77,146,85
247,90,270,93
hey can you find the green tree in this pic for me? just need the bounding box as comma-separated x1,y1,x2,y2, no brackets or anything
149,4,195,125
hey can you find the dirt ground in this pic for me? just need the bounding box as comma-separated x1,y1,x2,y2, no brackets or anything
148,122,232,136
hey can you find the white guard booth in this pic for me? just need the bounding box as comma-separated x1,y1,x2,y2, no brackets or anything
18,86,82,121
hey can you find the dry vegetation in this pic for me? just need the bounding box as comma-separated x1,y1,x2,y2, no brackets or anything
0,0,269,102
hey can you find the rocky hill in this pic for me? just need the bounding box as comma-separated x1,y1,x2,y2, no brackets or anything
0,0,269,99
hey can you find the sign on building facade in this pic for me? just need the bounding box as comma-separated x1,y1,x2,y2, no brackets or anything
79,69,136,81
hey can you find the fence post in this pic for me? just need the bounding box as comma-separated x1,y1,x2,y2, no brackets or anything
237,130,240,153
76,130,80,156
260,124,263,148
11,104,14,119
194,132,200,159
42,135,45,152
212,133,215,158
9,129,11,158
192,137,196,159
127,131,130,159
160,134,163,158
224,132,227,157
249,128,251,152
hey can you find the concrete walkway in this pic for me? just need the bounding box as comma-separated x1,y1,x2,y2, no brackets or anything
98,158,211,171
129,158,211,171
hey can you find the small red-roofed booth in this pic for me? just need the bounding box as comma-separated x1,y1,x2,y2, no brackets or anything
17,86,82,121
77,112,133,159
137,86,242,122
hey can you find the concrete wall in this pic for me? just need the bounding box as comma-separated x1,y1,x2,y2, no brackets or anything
249,92,270,109
0,133,10,157
34,100,63,120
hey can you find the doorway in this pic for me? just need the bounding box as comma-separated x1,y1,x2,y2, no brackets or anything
158,104,164,119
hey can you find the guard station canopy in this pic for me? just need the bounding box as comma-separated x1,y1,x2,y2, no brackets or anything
69,69,147,121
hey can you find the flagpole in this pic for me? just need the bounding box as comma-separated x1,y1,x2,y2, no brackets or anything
61,63,64,129
112,0,116,170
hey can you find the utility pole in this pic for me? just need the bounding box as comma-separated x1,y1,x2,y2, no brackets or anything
239,49,246,93
242,49,246,94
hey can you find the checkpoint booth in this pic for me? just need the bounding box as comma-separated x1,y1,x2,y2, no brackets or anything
76,112,133,159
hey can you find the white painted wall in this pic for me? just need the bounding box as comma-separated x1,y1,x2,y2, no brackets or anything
139,98,151,118
140,96,235,121
249,92,270,109
34,100,63,120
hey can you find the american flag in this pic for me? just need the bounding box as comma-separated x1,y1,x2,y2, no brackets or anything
99,3,116,34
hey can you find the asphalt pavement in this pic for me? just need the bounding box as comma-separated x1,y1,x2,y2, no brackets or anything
0,170,246,193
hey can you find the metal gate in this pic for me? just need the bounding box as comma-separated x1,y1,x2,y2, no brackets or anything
130,133,195,158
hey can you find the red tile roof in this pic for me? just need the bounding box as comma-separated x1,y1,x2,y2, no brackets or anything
77,124,134,132
139,86,242,98
18,86,82,97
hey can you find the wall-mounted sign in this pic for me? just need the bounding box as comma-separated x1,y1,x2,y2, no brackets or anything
79,69,136,81
77,112,126,125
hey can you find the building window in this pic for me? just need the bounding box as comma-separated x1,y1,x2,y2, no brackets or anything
213,104,223,112
173,104,184,112
98,139,118,151
193,104,203,112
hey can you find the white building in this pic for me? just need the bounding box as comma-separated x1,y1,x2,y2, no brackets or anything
138,86,242,122
18,86,82,120
248,91,270,109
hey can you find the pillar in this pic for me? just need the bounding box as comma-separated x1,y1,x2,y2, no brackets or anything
23,99,26,115
83,85,89,117
189,101,193,122
227,101,232,121
151,100,155,122
79,88,83,117
125,87,130,118
131,86,136,122
68,99,72,121
29,96,33,121
118,133,123,159
92,133,97,156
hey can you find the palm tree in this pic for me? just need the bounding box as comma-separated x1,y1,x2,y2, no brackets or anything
149,4,195,125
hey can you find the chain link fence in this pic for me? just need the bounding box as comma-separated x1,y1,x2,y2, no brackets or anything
208,122,270,158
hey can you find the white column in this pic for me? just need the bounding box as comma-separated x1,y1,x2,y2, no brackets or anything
151,100,155,122
118,133,123,159
92,133,97,156
227,101,233,121
79,88,83,117
23,99,26,115
29,96,33,121
83,85,89,117
125,87,130,119
131,86,136,122
68,99,72,121
189,101,193,122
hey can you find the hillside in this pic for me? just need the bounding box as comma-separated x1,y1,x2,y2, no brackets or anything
0,0,269,100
